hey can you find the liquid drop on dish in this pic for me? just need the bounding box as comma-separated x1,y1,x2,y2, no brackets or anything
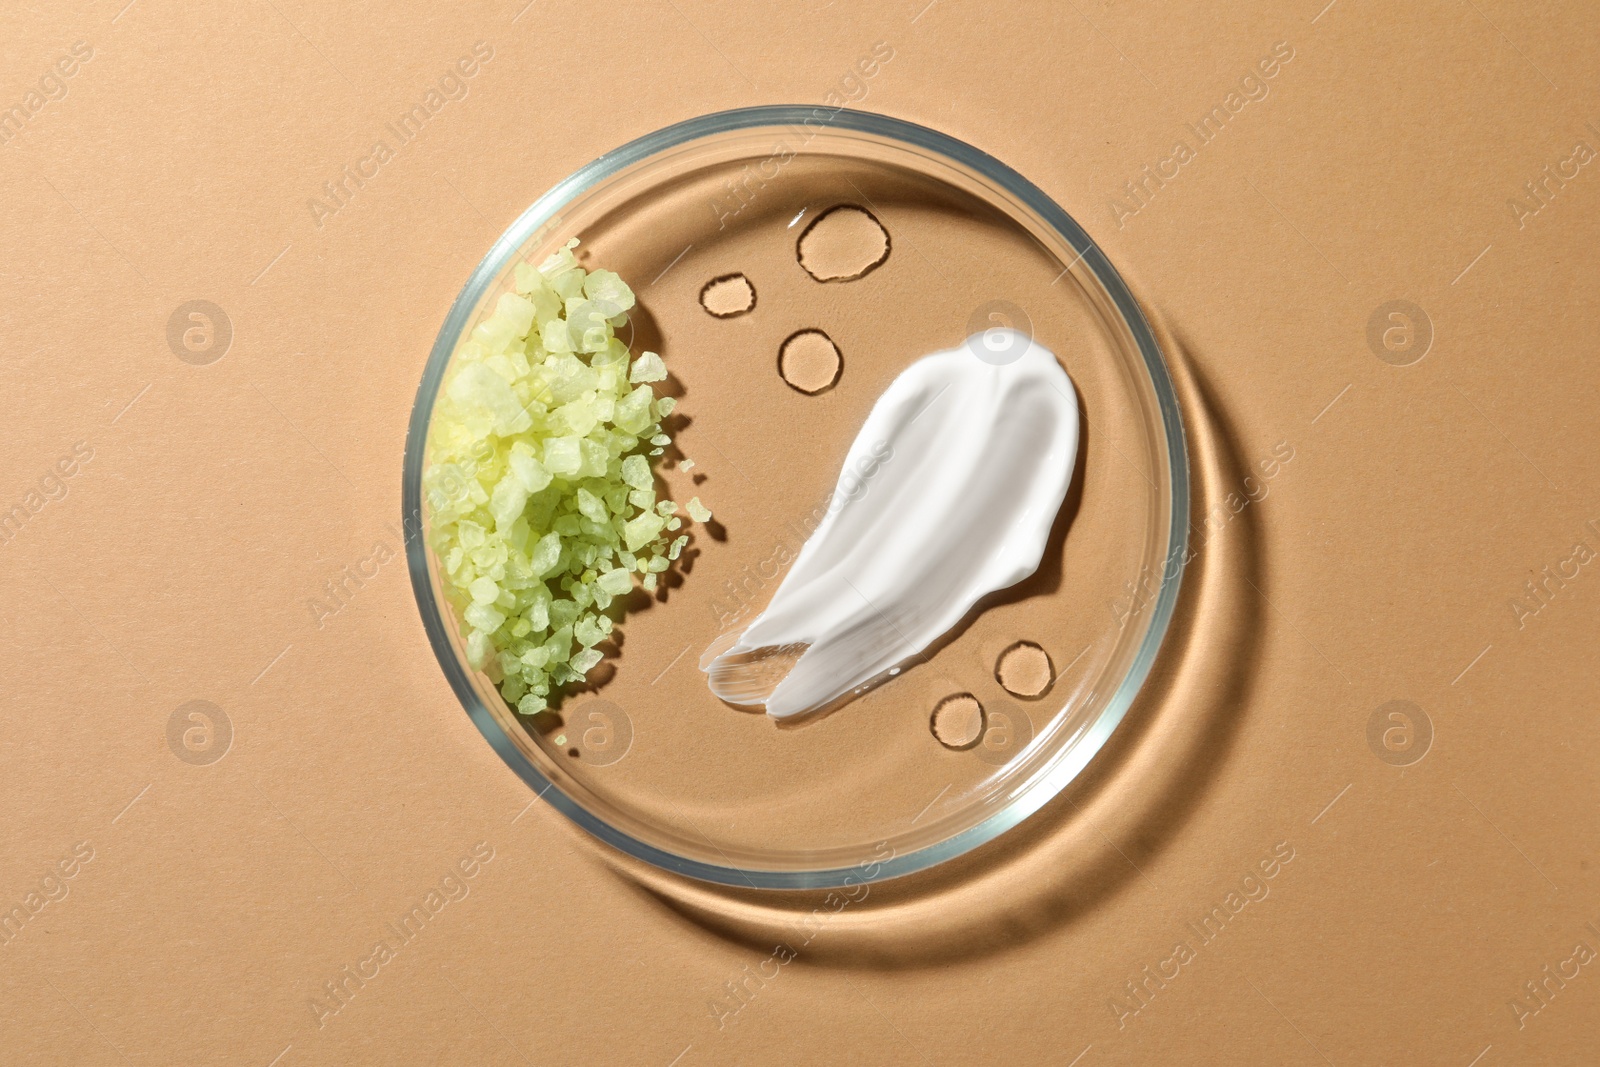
702,330,1079,720
932,694,985,749
700,272,756,317
797,205,890,282
778,329,843,395
996,641,1054,698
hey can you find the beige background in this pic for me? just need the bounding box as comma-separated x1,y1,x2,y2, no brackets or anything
3,0,1599,1064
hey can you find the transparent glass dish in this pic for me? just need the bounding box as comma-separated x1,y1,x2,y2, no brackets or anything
403,106,1188,888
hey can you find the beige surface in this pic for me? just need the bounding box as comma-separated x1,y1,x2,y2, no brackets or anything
3,1,1599,1064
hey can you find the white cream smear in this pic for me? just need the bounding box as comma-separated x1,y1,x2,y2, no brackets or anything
701,329,1080,719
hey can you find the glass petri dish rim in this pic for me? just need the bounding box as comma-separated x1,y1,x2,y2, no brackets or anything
402,105,1190,889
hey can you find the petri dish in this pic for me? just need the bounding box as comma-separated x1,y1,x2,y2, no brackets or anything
403,106,1188,888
